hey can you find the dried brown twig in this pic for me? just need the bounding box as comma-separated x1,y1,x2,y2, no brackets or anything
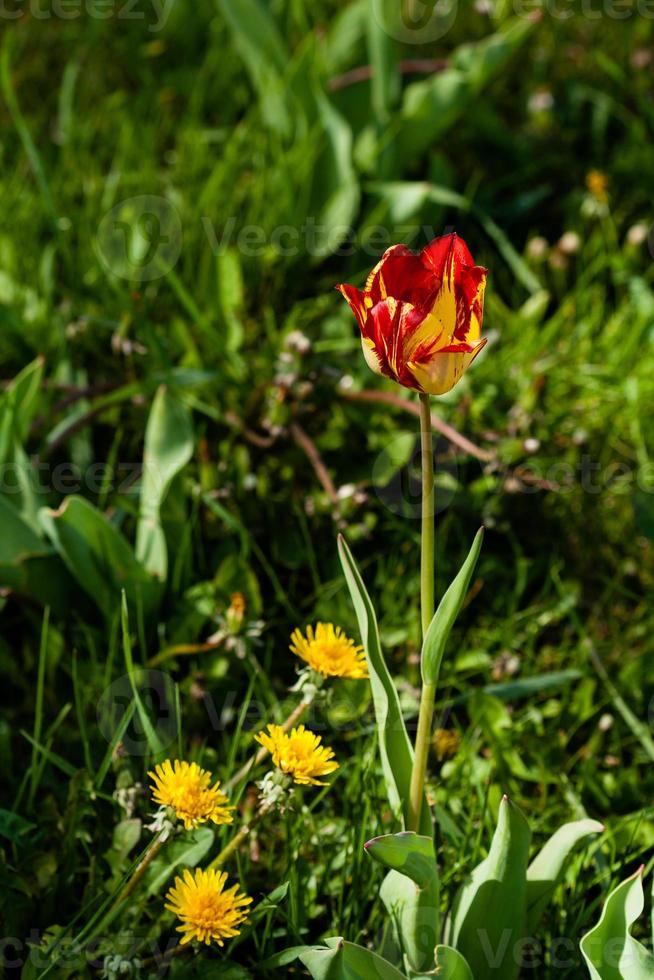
339,388,496,463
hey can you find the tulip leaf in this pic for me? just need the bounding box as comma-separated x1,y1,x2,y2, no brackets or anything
366,833,439,974
338,535,431,835
365,832,437,890
526,819,604,933
449,796,531,980
580,868,654,980
422,527,484,686
434,946,475,980
300,938,408,979
136,385,194,581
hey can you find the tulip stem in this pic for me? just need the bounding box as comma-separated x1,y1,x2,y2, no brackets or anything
407,392,436,833
418,392,435,638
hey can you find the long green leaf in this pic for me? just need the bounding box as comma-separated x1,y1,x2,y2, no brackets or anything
449,796,531,980
121,592,164,759
300,938,408,979
366,833,439,974
0,495,73,613
397,17,537,167
216,0,292,136
136,385,194,580
526,819,604,932
434,946,475,980
338,534,430,835
580,868,654,980
40,496,161,618
422,528,483,686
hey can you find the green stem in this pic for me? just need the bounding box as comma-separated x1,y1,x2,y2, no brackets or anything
407,392,436,832
86,832,167,942
418,393,435,637
208,805,270,871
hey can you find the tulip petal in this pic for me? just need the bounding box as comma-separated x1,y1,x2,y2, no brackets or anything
421,232,475,278
336,283,369,333
337,232,487,396
366,244,441,309
407,339,487,396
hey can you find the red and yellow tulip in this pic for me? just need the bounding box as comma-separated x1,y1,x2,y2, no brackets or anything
337,233,487,396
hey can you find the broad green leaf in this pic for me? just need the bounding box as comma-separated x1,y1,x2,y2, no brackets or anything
136,385,194,580
300,938,408,979
0,494,73,614
422,527,483,686
580,869,654,980
366,832,437,889
366,832,439,973
449,796,531,980
40,496,161,618
397,18,537,167
434,946,475,980
338,534,431,835
526,819,604,932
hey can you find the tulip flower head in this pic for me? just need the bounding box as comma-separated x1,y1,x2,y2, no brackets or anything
337,233,487,396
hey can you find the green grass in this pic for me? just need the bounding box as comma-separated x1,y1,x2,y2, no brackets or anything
1,1,654,977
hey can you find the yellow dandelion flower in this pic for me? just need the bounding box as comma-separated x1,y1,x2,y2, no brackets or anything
290,623,368,679
254,724,339,786
586,169,608,203
148,760,233,831
165,867,252,946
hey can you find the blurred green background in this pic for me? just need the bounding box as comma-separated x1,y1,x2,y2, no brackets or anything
1,0,654,975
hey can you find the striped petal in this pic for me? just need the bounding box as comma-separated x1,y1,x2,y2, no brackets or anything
337,233,487,396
